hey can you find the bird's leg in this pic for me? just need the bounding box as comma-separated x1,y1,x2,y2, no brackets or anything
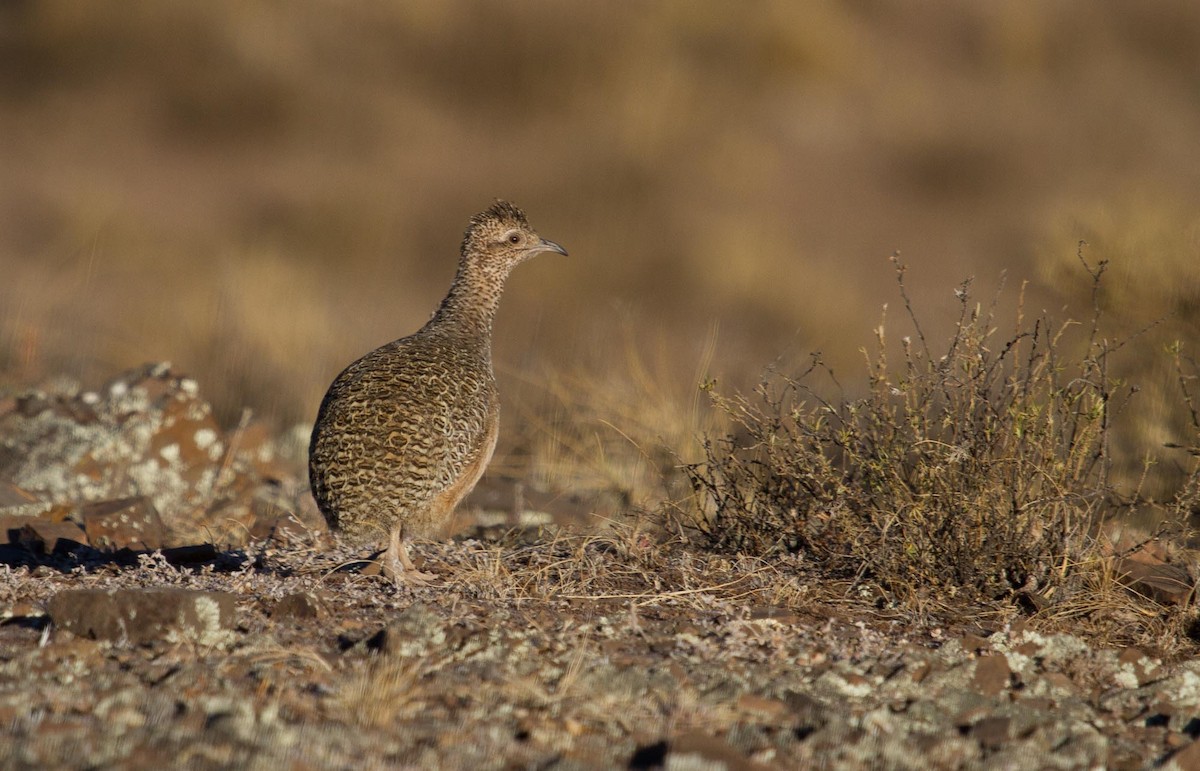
380,521,437,585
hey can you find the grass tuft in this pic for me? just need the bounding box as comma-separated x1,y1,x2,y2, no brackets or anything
684,254,1199,626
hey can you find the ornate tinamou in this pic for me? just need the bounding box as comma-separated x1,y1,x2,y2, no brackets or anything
309,201,567,583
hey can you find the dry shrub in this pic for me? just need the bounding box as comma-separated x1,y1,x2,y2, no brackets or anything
686,254,1198,612
1156,343,1200,544
1038,195,1200,497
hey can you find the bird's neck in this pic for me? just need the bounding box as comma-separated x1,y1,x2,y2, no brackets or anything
427,259,507,340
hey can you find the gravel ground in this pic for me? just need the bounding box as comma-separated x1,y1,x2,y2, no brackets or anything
2,533,1200,770
2,365,1199,769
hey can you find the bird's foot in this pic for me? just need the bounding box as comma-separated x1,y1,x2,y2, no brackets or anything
381,556,437,586
379,530,438,586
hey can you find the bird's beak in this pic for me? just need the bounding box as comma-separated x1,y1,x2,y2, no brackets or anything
533,238,568,256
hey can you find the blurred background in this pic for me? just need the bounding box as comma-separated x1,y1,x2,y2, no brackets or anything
2,1,1199,498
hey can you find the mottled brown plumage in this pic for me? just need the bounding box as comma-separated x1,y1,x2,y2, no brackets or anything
309,200,567,583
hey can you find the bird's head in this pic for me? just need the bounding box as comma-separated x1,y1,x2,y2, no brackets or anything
460,200,568,273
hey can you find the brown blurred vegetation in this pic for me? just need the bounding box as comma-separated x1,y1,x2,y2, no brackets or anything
1,1,1199,498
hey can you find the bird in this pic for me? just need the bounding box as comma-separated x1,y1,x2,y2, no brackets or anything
308,200,567,584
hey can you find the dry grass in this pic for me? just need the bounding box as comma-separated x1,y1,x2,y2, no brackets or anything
337,655,434,729
429,526,799,612
497,323,725,514
681,255,1200,649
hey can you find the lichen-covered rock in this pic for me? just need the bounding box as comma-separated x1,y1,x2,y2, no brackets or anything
0,363,319,547
48,588,235,646
0,364,223,541
272,591,326,620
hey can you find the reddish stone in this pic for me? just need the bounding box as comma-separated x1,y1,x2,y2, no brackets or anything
954,706,990,728
1013,641,1041,657
909,661,934,684
44,504,79,523
0,482,51,520
0,481,41,508
960,633,991,654
149,395,225,471
972,654,1011,697
79,497,166,551
1170,738,1200,769
735,693,790,720
1116,553,1195,606
250,502,326,541
970,715,1011,749
1042,672,1078,693
0,515,29,544
1019,697,1054,712
17,519,89,553
230,419,291,481
1115,647,1160,689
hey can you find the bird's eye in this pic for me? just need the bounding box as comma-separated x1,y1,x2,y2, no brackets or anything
508,234,521,244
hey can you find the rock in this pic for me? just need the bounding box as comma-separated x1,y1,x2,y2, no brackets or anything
970,715,1012,750
0,363,309,548
1168,738,1200,771
49,588,235,646
972,654,1012,697
0,600,43,622
229,419,292,482
1117,553,1195,606
79,497,166,551
781,689,829,737
0,543,32,565
1115,647,1159,688
0,364,225,541
959,633,991,654
16,519,89,554
633,731,769,771
1104,525,1196,606
735,693,790,721
204,482,325,547
908,660,934,684
368,604,446,657
272,592,325,620
0,481,51,518
0,515,32,544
